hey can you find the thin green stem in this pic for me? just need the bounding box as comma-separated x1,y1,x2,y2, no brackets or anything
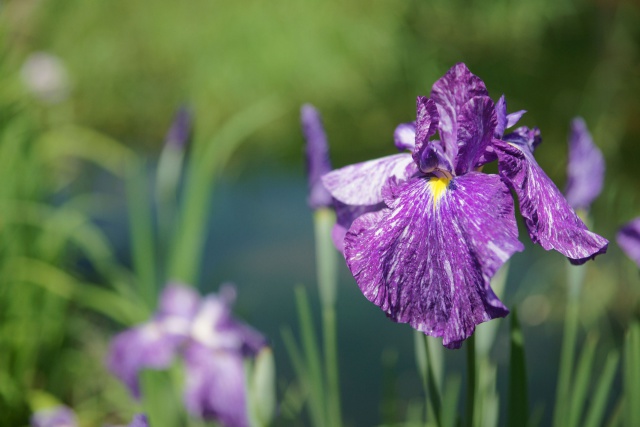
424,336,442,427
465,334,476,427
313,208,341,427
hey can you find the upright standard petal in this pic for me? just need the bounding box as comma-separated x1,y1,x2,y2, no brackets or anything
301,104,334,209
454,96,497,175
494,95,525,138
617,218,640,268
183,344,250,427
394,122,416,151
189,292,266,355
430,63,489,157
413,96,439,157
322,153,416,206
565,117,605,211
344,172,523,348
494,139,608,264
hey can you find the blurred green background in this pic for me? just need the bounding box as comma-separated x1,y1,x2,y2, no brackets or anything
1,0,639,425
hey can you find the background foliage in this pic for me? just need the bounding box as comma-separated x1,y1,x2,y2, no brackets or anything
0,0,639,425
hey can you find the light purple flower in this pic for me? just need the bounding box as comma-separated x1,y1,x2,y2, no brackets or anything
322,63,608,348
31,406,78,427
107,284,200,396
565,117,605,211
617,218,640,268
301,104,333,210
107,284,266,427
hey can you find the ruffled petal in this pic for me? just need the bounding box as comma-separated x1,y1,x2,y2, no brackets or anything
494,139,608,264
183,344,249,427
394,122,416,151
430,63,489,157
454,96,497,175
565,117,605,211
617,218,640,268
322,153,416,206
344,172,523,348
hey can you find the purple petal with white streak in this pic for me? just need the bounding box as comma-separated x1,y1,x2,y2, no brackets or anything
494,95,526,138
322,153,416,206
344,172,523,348
430,63,489,157
454,96,497,175
494,139,608,264
506,110,526,129
565,117,605,211
617,218,640,268
183,344,249,427
413,96,439,157
417,141,454,175
394,122,416,151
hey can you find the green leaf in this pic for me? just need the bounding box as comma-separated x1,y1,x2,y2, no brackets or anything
567,334,598,427
508,308,529,426
583,350,619,427
624,321,640,427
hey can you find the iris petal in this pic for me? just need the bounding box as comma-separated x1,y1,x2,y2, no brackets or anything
617,218,640,268
494,139,608,264
394,122,416,151
454,96,497,175
344,172,522,348
565,117,605,211
183,344,249,427
430,63,489,159
322,153,416,206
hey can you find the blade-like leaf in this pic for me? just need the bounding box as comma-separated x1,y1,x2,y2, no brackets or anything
508,309,529,426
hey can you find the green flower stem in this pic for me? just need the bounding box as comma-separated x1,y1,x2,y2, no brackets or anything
313,208,341,427
465,334,476,427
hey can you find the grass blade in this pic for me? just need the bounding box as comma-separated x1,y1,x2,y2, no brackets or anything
624,321,640,427
583,350,619,427
294,286,326,427
508,308,529,426
567,334,598,427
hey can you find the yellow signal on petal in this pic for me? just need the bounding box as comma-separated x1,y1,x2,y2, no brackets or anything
429,176,450,209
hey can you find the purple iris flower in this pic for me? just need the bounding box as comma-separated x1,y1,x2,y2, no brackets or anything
107,284,266,427
322,63,608,348
31,406,78,427
564,117,605,211
126,414,149,427
617,218,640,268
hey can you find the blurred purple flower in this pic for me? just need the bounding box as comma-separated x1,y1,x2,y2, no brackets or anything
127,414,149,427
301,104,333,210
565,117,605,211
164,106,193,150
322,63,608,348
107,284,266,427
617,218,640,268
31,406,78,427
